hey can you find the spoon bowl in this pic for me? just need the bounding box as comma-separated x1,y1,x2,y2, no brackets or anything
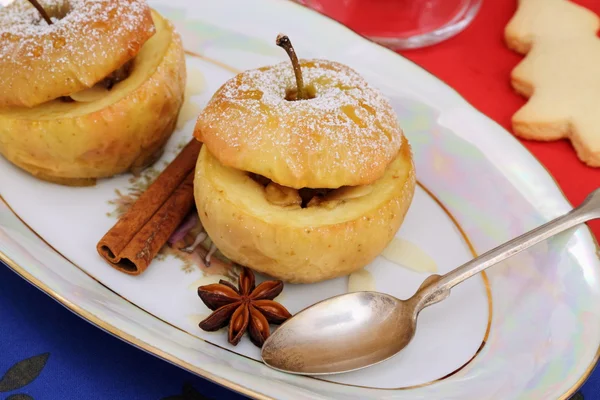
261,291,416,375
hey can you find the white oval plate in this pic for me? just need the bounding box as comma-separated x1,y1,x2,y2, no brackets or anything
1,0,599,398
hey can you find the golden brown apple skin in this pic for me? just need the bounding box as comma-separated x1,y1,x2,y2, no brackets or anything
0,11,186,186
0,0,157,108
194,136,416,284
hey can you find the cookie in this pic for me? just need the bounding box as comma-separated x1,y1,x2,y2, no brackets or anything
505,0,600,166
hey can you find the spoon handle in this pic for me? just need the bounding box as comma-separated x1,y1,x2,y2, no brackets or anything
416,188,600,311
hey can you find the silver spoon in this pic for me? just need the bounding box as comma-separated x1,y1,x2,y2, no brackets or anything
261,188,600,375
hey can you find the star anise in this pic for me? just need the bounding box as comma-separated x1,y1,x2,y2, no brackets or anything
197,267,292,347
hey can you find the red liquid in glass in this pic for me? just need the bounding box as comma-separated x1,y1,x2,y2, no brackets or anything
304,0,470,39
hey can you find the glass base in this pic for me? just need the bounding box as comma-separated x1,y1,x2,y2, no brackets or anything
294,0,483,50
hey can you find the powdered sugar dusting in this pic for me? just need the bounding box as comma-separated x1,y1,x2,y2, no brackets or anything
1,0,69,35
0,0,149,55
198,59,404,188
0,0,154,106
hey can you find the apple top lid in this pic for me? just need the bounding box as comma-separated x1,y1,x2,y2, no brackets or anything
0,0,156,108
193,59,406,189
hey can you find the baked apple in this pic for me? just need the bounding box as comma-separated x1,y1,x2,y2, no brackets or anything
0,1,186,186
193,35,415,283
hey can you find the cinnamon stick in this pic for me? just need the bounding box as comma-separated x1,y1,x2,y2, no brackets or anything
97,139,201,275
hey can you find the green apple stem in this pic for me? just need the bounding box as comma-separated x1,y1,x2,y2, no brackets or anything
276,34,307,100
27,0,53,25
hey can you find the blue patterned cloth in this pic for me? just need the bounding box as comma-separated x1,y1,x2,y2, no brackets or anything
0,264,246,400
0,263,596,399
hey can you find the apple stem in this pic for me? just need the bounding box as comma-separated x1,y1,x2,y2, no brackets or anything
27,0,53,25
276,34,307,100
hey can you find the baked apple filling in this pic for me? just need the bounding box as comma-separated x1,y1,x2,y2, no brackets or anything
99,59,135,90
65,59,135,102
249,173,373,209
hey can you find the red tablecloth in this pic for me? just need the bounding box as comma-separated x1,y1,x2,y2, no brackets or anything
403,0,600,238
333,0,600,238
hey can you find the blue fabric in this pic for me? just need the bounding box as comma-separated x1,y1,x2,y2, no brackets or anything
0,262,597,399
0,264,246,400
